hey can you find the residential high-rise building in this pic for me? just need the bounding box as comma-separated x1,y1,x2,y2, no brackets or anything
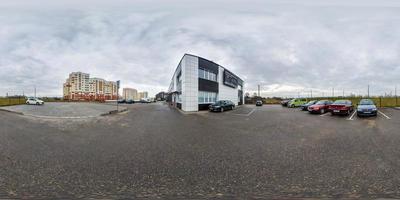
123,88,138,100
138,91,148,99
63,72,117,101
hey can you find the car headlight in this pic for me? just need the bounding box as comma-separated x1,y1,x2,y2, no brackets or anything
372,108,377,111
357,108,363,111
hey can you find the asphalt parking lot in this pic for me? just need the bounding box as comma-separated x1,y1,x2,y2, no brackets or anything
0,102,126,118
1,102,400,199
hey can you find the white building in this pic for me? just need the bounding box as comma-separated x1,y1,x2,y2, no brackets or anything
122,88,138,100
167,54,244,112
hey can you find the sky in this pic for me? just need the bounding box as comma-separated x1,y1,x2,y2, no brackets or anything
1,0,400,98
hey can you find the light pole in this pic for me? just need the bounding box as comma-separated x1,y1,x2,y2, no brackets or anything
394,85,397,106
116,80,120,111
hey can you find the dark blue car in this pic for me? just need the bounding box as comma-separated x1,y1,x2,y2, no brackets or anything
357,99,377,117
300,100,317,111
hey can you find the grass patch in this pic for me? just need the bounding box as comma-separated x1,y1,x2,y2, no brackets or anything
0,98,26,106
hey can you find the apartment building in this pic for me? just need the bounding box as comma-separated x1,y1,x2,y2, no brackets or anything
138,91,148,99
123,88,138,100
63,72,117,101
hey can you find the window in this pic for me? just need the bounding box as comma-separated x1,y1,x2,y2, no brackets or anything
198,91,217,104
199,68,217,82
198,69,205,79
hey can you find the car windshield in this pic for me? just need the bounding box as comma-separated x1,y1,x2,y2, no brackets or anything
334,100,347,104
215,101,224,105
308,101,316,104
359,99,374,105
315,101,326,105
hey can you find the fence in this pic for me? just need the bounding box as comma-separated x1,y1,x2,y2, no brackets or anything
246,97,400,108
307,97,399,108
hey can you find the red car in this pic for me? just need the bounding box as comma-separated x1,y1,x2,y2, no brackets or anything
308,100,333,114
329,100,354,115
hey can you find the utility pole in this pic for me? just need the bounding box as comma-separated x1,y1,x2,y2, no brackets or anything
367,85,370,98
311,89,313,98
394,85,397,106
342,89,344,97
116,80,120,111
332,88,334,97
257,85,260,97
34,86,36,98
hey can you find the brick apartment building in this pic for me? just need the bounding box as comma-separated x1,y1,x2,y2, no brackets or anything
63,72,118,101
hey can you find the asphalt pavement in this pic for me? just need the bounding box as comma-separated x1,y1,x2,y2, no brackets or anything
1,103,400,199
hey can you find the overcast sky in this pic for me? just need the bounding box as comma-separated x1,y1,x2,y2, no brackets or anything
1,0,400,97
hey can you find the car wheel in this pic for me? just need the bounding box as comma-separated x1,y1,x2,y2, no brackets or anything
320,109,325,114
36,102,40,105
221,107,224,112
331,112,334,116
347,110,351,115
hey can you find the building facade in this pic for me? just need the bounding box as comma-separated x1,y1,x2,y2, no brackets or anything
123,88,138,100
167,54,244,112
138,91,148,99
155,91,166,101
63,72,117,101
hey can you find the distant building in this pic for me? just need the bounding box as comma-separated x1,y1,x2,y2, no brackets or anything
138,91,148,99
155,91,166,101
123,88,138,100
63,72,117,101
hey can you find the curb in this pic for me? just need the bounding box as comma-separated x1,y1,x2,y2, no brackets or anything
0,108,128,119
0,108,24,115
101,108,128,116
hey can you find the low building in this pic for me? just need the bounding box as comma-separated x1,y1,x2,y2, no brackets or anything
167,54,244,111
155,91,166,101
123,88,138,100
63,72,117,101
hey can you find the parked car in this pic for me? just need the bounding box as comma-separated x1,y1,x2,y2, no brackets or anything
209,100,235,112
126,99,135,104
288,98,308,108
117,99,126,104
26,98,44,105
357,99,377,117
140,98,151,103
308,100,333,114
329,100,354,115
256,100,263,106
281,99,291,107
300,100,317,111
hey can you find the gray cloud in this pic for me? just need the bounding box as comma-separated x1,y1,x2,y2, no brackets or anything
1,0,400,97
